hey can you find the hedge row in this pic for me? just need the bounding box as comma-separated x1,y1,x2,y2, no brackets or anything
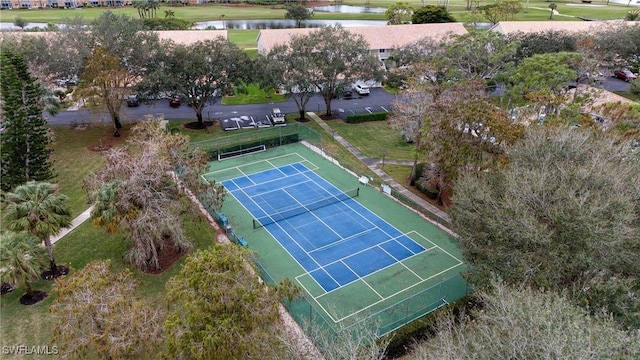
345,112,388,124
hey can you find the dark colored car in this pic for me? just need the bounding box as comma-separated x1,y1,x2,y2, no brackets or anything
126,95,139,107
614,69,637,82
169,97,181,108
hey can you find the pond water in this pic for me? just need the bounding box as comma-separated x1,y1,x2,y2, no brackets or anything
0,22,51,31
310,5,387,14
193,19,387,30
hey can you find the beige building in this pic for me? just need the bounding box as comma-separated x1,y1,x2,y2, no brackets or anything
256,23,469,61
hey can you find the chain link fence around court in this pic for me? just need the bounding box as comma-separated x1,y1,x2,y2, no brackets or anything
188,123,322,160
199,190,470,342
255,257,470,339
190,124,467,345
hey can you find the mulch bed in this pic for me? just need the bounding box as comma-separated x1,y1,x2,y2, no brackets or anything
19,290,48,306
41,265,70,280
87,126,130,152
142,243,187,275
1,283,14,295
183,121,215,130
319,114,339,121
404,175,452,211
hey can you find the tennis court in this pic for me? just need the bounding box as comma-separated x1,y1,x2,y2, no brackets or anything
204,143,468,336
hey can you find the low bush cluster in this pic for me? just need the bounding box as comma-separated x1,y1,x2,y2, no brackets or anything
345,112,388,123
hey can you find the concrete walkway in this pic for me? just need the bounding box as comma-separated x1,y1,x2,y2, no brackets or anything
306,112,450,225
50,206,93,246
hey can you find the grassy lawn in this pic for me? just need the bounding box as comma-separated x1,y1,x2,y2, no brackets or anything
325,119,415,161
0,123,220,357
228,29,258,49
382,163,412,186
613,91,640,102
221,82,288,105
0,0,633,24
49,124,121,217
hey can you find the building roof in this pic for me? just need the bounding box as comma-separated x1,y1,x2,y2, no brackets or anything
257,23,468,54
489,20,628,35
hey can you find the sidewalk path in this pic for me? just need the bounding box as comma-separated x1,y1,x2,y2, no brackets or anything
307,112,450,225
50,206,93,246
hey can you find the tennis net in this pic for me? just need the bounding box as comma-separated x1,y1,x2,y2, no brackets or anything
253,187,359,228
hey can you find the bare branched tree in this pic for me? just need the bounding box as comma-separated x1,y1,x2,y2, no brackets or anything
51,260,165,359
84,117,224,272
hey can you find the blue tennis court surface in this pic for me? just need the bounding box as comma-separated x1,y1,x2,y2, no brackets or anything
222,163,427,292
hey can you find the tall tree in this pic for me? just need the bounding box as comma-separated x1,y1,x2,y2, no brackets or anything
132,0,158,19
44,12,159,95
408,281,640,358
449,128,640,329
0,232,48,305
411,6,456,24
286,25,381,117
424,80,524,202
264,44,321,122
0,49,54,191
74,47,137,133
13,17,28,30
285,5,314,28
385,1,414,25
164,246,288,358
548,3,557,19
592,22,640,69
141,38,249,128
442,30,520,81
506,52,582,117
2,182,72,279
507,30,578,61
51,260,164,359
388,62,448,185
84,119,222,272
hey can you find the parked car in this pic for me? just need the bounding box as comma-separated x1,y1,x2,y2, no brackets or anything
354,84,370,95
126,95,140,107
169,97,181,108
614,69,637,82
270,108,286,125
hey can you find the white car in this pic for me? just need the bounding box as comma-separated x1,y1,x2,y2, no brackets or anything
354,84,370,95
270,108,286,125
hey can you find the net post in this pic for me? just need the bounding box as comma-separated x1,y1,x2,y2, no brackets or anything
253,219,257,229
357,187,360,197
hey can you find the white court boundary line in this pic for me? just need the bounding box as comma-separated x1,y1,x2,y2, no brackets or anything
294,229,464,324
210,155,465,328
202,152,318,181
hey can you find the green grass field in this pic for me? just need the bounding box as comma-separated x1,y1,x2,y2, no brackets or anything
0,124,218,359
0,0,633,24
325,120,415,162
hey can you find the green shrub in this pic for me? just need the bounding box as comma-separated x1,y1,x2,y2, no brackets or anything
384,295,474,358
142,18,194,31
630,78,640,97
345,112,388,124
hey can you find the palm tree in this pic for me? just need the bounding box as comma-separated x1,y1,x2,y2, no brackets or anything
0,232,48,305
2,182,72,279
548,3,557,19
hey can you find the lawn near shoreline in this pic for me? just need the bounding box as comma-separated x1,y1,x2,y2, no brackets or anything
0,0,633,24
